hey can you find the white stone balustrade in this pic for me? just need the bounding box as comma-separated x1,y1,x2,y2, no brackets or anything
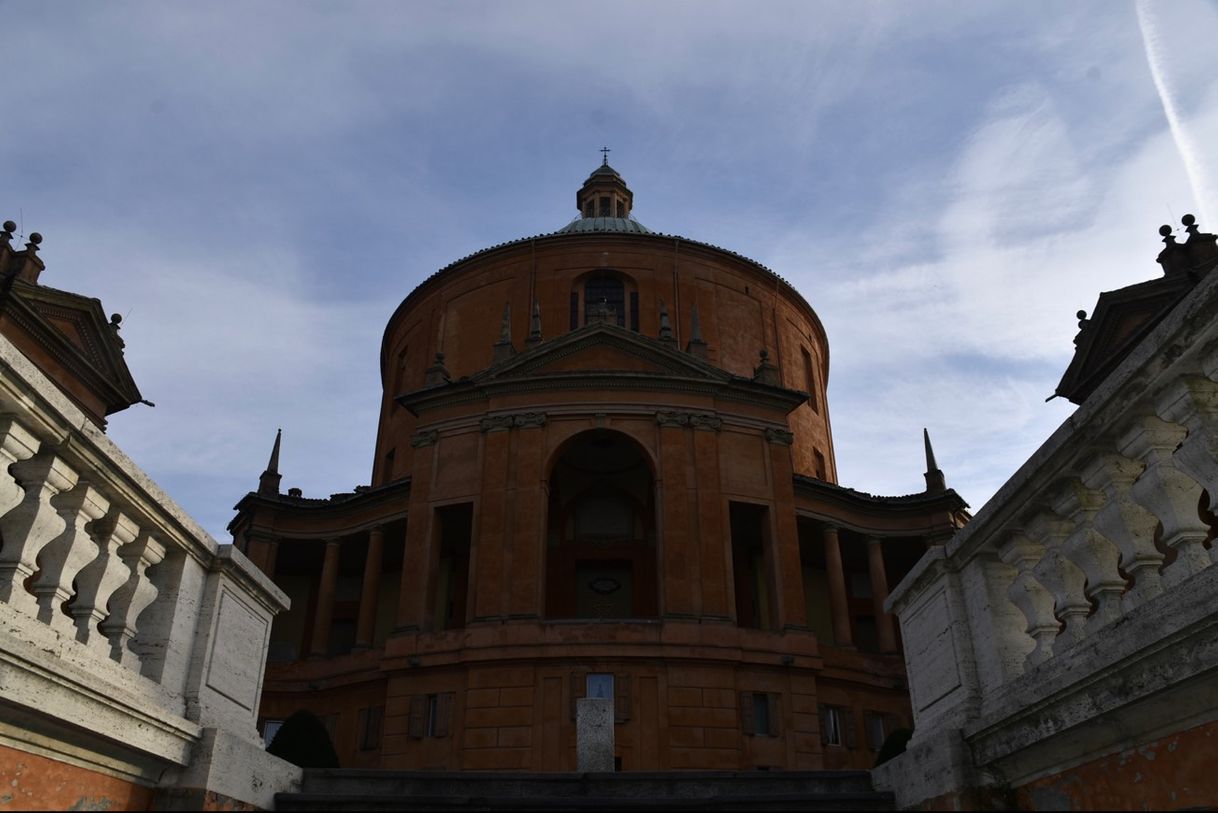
1080,453,1163,611
68,510,140,651
879,261,1218,809
1120,415,1210,587
997,531,1056,668
1052,479,1127,632
0,330,298,807
31,480,110,635
0,450,77,615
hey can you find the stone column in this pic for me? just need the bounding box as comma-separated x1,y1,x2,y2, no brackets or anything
822,524,853,647
356,527,384,649
867,536,897,653
310,539,341,658
657,413,696,618
397,430,438,631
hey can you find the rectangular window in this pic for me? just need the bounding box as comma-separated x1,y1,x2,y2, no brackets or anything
801,347,819,413
864,710,890,751
358,706,384,751
629,292,639,331
821,705,842,746
433,504,473,631
599,196,611,217
261,718,284,747
814,450,827,481
730,502,773,630
740,691,780,736
410,693,454,739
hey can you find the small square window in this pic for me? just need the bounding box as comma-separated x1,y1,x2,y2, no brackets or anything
587,673,614,699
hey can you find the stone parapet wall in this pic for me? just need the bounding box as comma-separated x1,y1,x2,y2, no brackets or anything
878,263,1218,808
0,331,301,809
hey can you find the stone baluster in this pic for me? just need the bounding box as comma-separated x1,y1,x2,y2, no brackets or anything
0,416,40,516
100,534,167,668
1156,376,1218,560
0,452,79,615
1025,511,1090,647
1051,479,1128,632
68,510,140,651
997,531,1058,668
1119,416,1211,587
1080,453,1164,610
30,481,110,635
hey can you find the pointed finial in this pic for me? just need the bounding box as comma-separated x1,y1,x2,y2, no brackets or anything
527,300,543,344
424,351,451,387
499,302,512,342
600,146,611,166
686,301,708,359
492,304,517,364
923,428,946,493
258,428,283,496
658,299,674,342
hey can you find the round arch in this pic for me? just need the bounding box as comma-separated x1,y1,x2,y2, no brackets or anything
544,429,658,620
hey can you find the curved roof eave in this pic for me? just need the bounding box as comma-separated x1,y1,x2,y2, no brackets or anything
380,226,830,380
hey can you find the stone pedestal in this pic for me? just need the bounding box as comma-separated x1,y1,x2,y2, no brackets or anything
576,697,614,772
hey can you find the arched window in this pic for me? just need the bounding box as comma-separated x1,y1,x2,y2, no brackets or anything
584,274,626,328
545,430,657,620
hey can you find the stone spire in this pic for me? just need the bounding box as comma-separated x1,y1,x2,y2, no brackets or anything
685,301,708,360
258,429,283,496
526,301,543,345
658,300,675,344
492,302,517,364
923,428,946,494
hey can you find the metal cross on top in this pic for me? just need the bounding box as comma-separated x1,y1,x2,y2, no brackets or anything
600,146,611,165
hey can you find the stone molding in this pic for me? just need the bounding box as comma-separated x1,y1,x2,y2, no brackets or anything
655,410,721,431
764,427,795,445
480,412,547,432
410,429,439,448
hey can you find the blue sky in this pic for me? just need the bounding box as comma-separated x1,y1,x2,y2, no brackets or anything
2,1,1216,540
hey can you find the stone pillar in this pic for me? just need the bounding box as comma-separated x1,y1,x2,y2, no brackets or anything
508,416,546,617
822,524,853,648
765,429,807,630
356,527,384,649
692,427,728,619
474,423,511,621
867,536,897,653
310,539,341,658
657,414,696,618
576,697,615,772
397,430,438,631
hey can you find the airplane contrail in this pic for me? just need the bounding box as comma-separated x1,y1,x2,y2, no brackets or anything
1136,0,1215,227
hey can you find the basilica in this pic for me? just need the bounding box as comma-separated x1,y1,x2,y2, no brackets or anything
229,160,968,772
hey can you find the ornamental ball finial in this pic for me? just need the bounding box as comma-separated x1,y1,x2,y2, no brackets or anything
1182,213,1196,227
28,232,41,245
1160,224,1173,237
2,221,15,233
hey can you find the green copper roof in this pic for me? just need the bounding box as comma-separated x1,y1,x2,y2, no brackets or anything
557,216,651,234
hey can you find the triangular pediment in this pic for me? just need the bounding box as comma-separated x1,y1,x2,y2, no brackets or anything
473,322,734,384
4,281,142,418
1056,275,1194,405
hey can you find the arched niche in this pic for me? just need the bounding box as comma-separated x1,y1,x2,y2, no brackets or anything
544,429,658,620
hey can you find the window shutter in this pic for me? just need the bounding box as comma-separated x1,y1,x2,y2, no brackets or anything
615,674,632,723
819,705,831,745
739,691,756,735
767,693,782,736
844,708,858,749
434,692,453,738
408,696,426,739
569,671,586,720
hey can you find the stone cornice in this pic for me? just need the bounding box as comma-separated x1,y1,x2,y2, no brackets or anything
655,410,721,430
480,411,547,432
